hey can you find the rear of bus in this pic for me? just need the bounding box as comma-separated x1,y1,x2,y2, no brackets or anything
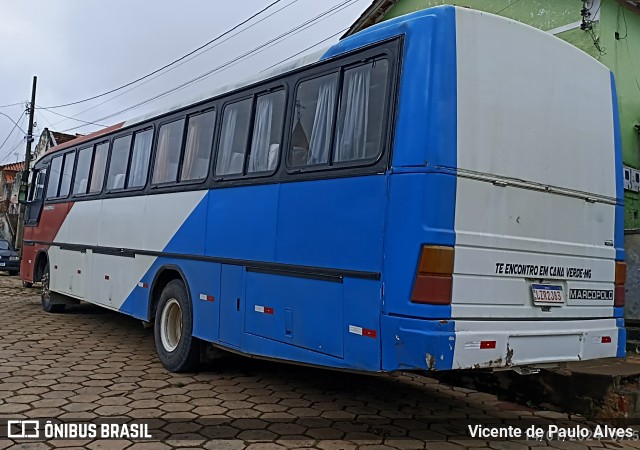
377,7,625,371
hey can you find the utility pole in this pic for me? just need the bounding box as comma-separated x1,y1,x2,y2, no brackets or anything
14,76,37,253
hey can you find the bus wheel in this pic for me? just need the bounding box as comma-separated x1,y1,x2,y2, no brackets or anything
41,262,64,313
154,280,200,372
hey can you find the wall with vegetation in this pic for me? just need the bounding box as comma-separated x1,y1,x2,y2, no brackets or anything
599,1,640,227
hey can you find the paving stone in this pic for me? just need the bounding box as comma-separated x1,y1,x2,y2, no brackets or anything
316,440,358,450
127,443,170,450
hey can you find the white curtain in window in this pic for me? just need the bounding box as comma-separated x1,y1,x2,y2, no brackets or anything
335,66,371,162
153,130,171,183
182,121,201,180
308,76,338,165
129,130,153,186
249,96,274,172
218,108,238,174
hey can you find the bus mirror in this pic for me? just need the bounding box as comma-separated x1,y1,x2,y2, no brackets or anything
18,184,27,204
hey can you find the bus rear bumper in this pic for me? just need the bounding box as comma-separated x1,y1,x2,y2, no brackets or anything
381,315,625,372
451,318,624,370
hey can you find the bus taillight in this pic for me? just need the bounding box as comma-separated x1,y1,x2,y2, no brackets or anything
411,245,454,305
615,261,626,307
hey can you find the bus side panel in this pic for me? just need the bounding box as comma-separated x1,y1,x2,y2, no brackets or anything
342,277,382,371
275,176,386,272
244,271,344,358
382,172,455,319
118,191,209,319
241,277,381,372
146,192,208,256
89,197,146,309
48,199,102,300
219,264,244,348
205,185,279,261
28,202,72,244
20,243,36,282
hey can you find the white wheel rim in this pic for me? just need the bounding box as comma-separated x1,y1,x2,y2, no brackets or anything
160,298,182,352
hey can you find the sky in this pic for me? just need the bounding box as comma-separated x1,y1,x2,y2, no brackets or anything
0,0,371,165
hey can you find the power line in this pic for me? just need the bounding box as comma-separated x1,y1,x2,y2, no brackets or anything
40,0,286,110
0,111,26,153
0,133,27,165
48,0,304,127
61,0,360,133
0,111,27,134
261,27,348,73
0,102,25,109
36,108,54,130
36,106,108,128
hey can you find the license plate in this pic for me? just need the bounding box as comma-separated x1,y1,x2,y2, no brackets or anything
531,284,564,304
0,263,6,267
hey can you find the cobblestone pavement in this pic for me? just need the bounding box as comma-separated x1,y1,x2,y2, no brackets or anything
0,273,638,450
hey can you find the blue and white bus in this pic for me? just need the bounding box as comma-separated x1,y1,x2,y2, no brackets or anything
21,6,626,373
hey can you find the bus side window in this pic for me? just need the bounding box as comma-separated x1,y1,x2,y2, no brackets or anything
247,91,285,174
181,110,216,182
288,73,339,168
89,142,109,193
333,59,389,163
34,170,46,200
45,156,63,199
152,120,185,184
58,151,76,198
73,147,93,195
28,169,46,202
128,128,154,188
107,136,132,190
215,99,252,177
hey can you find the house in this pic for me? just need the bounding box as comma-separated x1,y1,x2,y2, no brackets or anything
32,128,77,168
0,161,25,243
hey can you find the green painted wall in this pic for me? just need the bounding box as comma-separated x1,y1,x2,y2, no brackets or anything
381,0,640,228
599,1,640,226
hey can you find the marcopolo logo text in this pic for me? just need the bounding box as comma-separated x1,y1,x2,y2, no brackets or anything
568,289,614,300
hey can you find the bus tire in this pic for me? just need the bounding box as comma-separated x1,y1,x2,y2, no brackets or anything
41,262,64,313
9,270,18,276
154,279,200,372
